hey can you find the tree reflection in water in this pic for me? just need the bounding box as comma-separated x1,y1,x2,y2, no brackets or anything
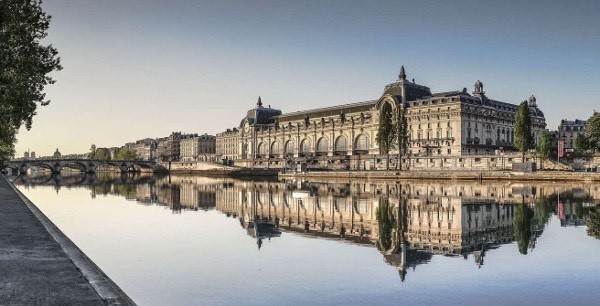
10,173,600,282
587,208,600,240
376,197,394,252
513,199,534,255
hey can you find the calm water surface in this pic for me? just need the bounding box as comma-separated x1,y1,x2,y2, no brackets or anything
11,173,600,306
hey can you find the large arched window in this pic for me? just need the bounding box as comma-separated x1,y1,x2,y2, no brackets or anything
316,137,328,154
334,135,348,153
300,139,311,153
270,141,280,155
257,142,266,155
284,140,295,155
354,134,369,151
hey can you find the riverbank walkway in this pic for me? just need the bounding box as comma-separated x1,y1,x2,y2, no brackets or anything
0,175,134,305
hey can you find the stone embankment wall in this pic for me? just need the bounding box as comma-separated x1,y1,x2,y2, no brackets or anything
279,170,600,182
160,161,233,172
162,161,278,177
234,154,576,172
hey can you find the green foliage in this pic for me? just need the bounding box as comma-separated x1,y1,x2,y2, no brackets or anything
94,148,111,161
114,148,138,160
376,102,396,169
395,106,409,170
536,130,551,168
533,195,554,228
376,198,395,252
0,0,62,162
585,112,600,151
513,202,534,255
575,134,589,154
586,208,600,240
0,122,16,166
514,101,533,159
89,144,97,158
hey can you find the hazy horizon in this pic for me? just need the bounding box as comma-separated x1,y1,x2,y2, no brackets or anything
16,0,600,157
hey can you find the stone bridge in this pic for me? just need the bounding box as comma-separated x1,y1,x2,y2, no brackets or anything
9,172,161,190
3,159,163,174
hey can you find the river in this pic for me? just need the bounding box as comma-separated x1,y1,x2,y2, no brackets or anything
10,173,600,305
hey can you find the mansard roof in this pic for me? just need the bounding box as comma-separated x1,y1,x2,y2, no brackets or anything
529,106,544,118
382,79,432,101
240,98,282,127
277,100,377,121
431,90,462,97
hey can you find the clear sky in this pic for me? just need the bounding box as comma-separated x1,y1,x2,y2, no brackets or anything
16,0,600,156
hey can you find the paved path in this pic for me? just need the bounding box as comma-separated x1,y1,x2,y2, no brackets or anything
0,175,133,305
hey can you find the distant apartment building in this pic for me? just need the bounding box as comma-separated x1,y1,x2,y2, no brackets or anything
61,153,88,160
548,131,560,156
125,138,156,161
155,137,168,161
216,128,239,162
180,134,216,161
156,132,191,161
558,119,587,150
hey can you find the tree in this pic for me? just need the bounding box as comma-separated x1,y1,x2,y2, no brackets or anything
585,112,600,152
89,144,97,159
395,105,409,171
0,122,16,167
0,0,62,164
376,102,396,170
94,148,111,161
536,130,551,169
514,101,533,161
574,133,589,154
114,147,138,160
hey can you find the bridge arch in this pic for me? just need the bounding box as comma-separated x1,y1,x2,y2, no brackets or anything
6,159,157,175
133,163,155,172
3,164,21,175
26,162,60,174
61,161,89,173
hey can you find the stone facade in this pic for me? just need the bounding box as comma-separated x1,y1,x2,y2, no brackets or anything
156,132,192,162
213,179,554,261
216,128,240,162
180,134,216,161
125,138,156,161
558,119,587,150
216,67,546,170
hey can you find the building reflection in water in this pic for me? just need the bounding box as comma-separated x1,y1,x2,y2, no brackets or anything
12,172,600,281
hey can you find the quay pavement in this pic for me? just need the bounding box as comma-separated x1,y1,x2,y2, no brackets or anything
0,175,134,305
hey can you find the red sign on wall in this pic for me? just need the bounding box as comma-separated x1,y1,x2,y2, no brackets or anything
558,140,565,158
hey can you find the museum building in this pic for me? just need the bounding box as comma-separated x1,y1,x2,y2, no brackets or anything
216,67,546,170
